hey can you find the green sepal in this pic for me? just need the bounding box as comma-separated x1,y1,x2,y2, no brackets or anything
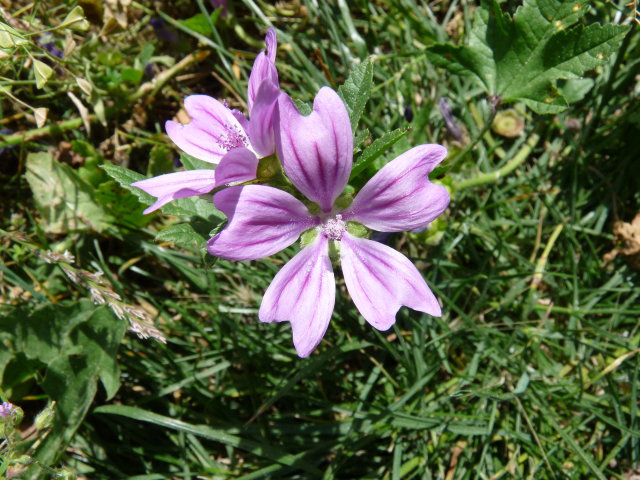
346,221,368,238
300,228,318,249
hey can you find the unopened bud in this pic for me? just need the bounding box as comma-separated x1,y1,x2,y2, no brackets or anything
35,401,56,430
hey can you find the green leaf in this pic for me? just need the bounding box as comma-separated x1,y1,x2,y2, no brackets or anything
0,21,27,48
102,163,155,204
350,127,410,180
25,152,114,233
427,0,629,113
1,301,126,471
513,371,530,395
103,163,223,222
121,67,144,85
338,57,373,130
155,223,207,251
33,59,53,89
147,145,174,176
179,12,218,37
60,6,90,31
180,152,214,171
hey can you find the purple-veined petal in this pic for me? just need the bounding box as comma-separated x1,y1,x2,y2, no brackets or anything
231,109,249,132
247,29,279,112
340,233,441,330
207,185,317,261
259,236,335,357
343,144,450,232
215,147,259,185
166,95,249,164
247,82,280,157
276,88,353,213
132,170,217,214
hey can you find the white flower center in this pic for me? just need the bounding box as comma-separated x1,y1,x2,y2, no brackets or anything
319,214,346,241
220,124,249,151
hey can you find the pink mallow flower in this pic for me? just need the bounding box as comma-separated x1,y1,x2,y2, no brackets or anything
132,29,280,213
207,87,450,357
0,401,16,418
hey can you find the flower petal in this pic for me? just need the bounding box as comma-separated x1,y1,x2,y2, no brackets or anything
265,28,277,63
166,95,249,163
340,233,441,331
247,29,279,112
247,81,280,157
132,170,217,214
215,148,259,185
344,144,450,232
259,236,335,357
231,109,249,132
276,88,353,213
207,185,316,261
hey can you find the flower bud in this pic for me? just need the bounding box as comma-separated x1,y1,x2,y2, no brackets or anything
35,401,56,430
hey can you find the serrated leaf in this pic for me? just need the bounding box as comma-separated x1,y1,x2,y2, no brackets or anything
1,301,126,470
33,59,53,89
155,223,207,251
427,0,629,114
180,152,214,171
350,128,410,180
0,21,27,48
167,196,223,223
338,58,373,130
102,163,153,201
103,163,223,222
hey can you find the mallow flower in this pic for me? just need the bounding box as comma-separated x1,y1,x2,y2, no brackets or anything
207,87,450,357
132,29,280,213
0,401,17,419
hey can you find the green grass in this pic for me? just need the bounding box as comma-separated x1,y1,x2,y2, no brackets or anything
1,0,639,479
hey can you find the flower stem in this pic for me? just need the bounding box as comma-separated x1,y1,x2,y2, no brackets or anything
454,133,540,191
0,116,91,148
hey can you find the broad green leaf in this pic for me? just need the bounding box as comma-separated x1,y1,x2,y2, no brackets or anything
155,223,207,251
25,152,113,233
93,181,151,230
102,163,154,204
427,0,629,113
350,127,410,180
121,67,143,85
0,21,27,48
0,301,126,472
180,152,214,171
167,196,223,223
179,12,219,36
33,59,53,89
338,57,373,130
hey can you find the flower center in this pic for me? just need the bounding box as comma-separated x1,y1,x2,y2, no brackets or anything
319,214,346,241
220,124,249,151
